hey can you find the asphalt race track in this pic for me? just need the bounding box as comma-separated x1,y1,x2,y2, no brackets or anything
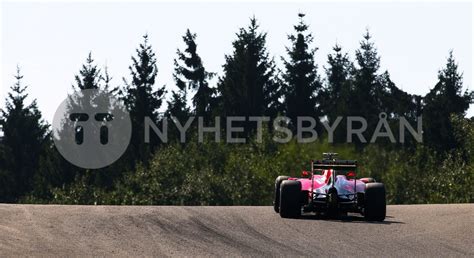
0,204,472,256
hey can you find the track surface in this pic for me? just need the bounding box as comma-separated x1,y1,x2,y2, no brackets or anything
0,204,473,256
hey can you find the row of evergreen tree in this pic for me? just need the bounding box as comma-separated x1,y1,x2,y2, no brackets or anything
0,14,472,202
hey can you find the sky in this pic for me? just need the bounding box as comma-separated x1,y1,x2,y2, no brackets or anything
1,1,473,123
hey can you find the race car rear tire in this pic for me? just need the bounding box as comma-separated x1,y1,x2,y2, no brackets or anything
364,182,386,221
274,176,290,213
279,180,301,218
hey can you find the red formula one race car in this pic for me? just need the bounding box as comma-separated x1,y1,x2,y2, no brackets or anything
274,153,386,221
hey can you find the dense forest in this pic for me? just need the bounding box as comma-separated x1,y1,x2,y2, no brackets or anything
0,14,473,205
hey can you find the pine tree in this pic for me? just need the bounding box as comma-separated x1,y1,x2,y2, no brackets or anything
119,34,166,165
423,51,473,152
218,17,280,135
323,43,353,142
174,29,214,121
0,66,48,201
282,13,322,130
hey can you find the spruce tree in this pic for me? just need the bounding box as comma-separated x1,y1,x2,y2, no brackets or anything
67,53,104,149
324,43,353,143
352,31,423,146
119,34,166,165
174,29,214,121
378,71,422,120
166,89,190,122
423,51,473,152
218,17,280,135
53,53,105,188
0,66,48,201
282,13,322,131
353,30,380,112
74,53,102,90
351,30,384,145
67,53,104,121
64,54,127,188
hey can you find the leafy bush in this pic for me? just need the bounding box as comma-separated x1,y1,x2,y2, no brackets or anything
23,116,474,205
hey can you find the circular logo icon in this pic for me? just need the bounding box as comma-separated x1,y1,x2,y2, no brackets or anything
52,89,131,169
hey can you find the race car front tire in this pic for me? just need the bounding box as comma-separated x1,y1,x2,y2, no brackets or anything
364,182,386,221
279,180,302,218
274,176,290,213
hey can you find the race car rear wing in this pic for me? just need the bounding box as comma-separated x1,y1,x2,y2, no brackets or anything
311,159,357,170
